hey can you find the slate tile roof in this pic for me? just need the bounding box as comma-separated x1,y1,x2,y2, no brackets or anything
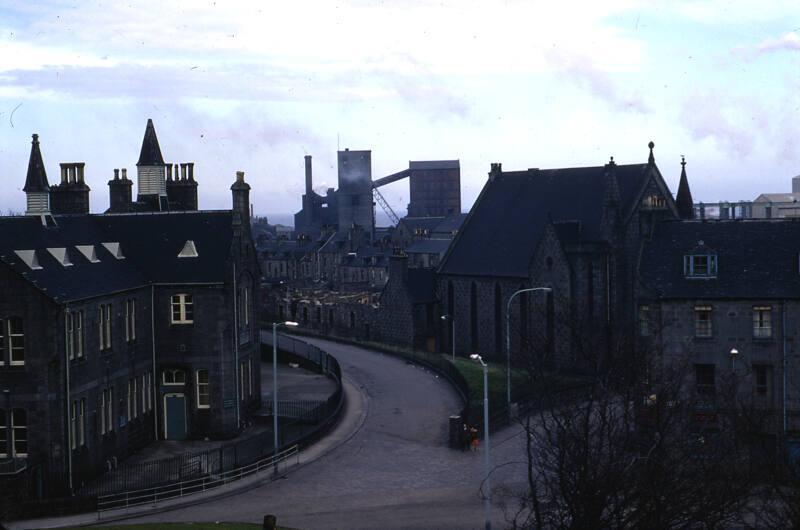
439,163,650,278
136,118,165,166
640,219,800,299
406,239,451,255
0,211,234,302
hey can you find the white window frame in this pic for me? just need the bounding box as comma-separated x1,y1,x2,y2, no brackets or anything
171,294,194,324
248,358,253,397
694,306,713,338
67,313,74,361
196,369,210,409
163,369,186,386
132,377,138,418
70,400,77,450
75,311,84,359
100,389,107,435
106,386,114,433
0,320,4,367
753,306,772,339
11,409,27,458
0,409,6,458
8,318,24,366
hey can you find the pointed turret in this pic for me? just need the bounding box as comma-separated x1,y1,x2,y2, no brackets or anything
24,134,51,215
675,156,695,220
137,118,165,167
136,118,167,209
647,140,655,166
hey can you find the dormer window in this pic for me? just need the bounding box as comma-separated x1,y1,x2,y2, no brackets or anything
684,254,717,278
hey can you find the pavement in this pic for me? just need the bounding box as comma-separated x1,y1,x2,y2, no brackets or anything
10,337,535,530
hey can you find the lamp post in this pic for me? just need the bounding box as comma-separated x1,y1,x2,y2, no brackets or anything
506,287,552,412
730,348,739,373
470,353,492,530
441,314,455,361
272,320,298,469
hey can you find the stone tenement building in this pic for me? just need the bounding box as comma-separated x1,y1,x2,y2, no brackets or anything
0,123,260,490
437,143,688,370
640,219,800,433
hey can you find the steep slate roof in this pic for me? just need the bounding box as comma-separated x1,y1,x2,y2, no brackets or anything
431,213,468,237
23,134,50,192
406,238,451,254
0,211,234,302
675,157,695,220
137,118,165,166
640,219,800,299
440,163,650,278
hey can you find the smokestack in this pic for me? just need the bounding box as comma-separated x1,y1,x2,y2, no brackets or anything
305,155,313,195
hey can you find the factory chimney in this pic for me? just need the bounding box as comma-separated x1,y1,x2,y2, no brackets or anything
305,155,313,195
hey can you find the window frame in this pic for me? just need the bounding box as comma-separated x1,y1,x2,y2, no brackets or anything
196,369,210,409
694,305,713,338
638,305,651,337
684,254,718,279
75,311,84,359
8,317,25,366
753,306,773,339
170,294,194,324
11,409,27,457
0,409,7,458
163,369,186,386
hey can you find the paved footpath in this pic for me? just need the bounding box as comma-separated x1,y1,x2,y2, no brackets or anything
14,338,532,530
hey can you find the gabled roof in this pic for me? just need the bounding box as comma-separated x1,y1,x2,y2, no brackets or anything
0,211,234,302
431,213,468,237
23,134,50,192
640,219,800,299
439,163,652,278
137,119,165,166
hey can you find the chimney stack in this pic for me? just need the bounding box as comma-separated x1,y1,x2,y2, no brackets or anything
231,170,251,227
305,155,313,195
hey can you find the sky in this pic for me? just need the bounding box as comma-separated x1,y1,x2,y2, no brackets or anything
1,0,799,222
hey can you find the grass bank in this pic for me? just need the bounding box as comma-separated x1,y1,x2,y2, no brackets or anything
63,523,299,530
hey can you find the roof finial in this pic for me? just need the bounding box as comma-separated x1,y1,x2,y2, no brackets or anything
648,141,655,165
32,133,39,144
681,155,686,169
609,155,615,165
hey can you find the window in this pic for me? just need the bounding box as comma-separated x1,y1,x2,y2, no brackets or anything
754,365,772,398
70,401,77,449
78,398,85,446
241,287,250,327
147,372,153,411
684,254,718,278
74,311,83,359
163,369,185,385
753,306,772,339
127,378,137,420
99,304,112,350
0,409,6,458
67,313,74,360
171,294,194,324
11,409,26,457
1,318,25,366
239,362,246,400
248,359,253,396
694,306,713,337
644,194,666,208
695,364,715,396
196,369,210,409
639,305,651,336
141,374,147,414
125,299,136,342
101,387,114,434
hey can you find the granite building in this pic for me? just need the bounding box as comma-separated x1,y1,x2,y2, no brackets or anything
0,123,260,491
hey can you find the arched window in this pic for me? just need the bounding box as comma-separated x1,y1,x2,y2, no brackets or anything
494,283,502,355
470,282,478,352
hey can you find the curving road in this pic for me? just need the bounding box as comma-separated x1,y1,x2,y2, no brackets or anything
121,337,529,530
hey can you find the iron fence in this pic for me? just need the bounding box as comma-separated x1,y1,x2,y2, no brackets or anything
97,445,299,514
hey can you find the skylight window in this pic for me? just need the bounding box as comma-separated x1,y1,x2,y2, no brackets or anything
178,240,198,258
75,245,100,263
47,247,73,267
14,250,42,270
102,242,125,260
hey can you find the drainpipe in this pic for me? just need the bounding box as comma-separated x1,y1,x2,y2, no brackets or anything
151,286,158,440
233,262,240,428
783,300,788,435
64,305,73,494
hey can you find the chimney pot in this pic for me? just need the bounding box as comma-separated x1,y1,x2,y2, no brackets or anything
121,168,127,180
114,169,119,180
236,170,245,182
188,162,195,181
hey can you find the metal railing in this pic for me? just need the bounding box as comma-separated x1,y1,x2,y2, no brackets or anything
97,444,299,514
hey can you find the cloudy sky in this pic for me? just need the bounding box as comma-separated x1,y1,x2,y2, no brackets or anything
1,0,799,221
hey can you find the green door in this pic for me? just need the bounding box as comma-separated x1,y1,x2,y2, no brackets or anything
165,394,187,440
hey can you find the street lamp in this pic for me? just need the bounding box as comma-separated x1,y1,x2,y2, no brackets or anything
730,348,739,372
470,353,492,530
506,287,552,412
441,314,455,361
272,320,298,469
